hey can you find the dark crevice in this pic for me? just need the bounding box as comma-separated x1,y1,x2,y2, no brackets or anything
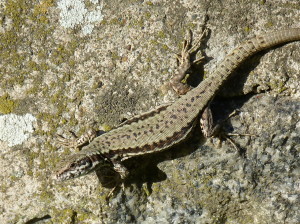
25,215,51,224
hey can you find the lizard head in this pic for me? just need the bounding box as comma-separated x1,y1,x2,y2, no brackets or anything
54,152,110,181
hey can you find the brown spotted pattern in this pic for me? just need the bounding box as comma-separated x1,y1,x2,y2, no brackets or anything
60,29,300,173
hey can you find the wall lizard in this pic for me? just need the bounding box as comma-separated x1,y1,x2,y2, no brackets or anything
54,28,300,184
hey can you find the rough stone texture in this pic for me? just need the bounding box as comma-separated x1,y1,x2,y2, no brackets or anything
0,0,299,223
0,114,36,147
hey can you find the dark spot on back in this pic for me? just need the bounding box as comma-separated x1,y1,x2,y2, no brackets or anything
170,114,177,119
118,105,169,127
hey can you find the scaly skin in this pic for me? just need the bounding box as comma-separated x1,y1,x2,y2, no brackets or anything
55,28,300,181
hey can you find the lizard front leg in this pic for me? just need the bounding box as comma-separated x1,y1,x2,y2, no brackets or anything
99,159,129,199
111,159,129,180
170,28,207,95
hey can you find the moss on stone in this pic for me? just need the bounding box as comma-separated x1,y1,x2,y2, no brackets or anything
264,21,274,28
244,26,251,33
0,94,17,114
37,184,54,204
32,0,54,23
50,208,77,223
101,124,113,132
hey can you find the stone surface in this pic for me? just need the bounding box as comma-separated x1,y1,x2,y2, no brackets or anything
0,113,36,147
0,0,299,223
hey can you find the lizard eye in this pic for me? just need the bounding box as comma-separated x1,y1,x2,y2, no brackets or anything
78,158,93,169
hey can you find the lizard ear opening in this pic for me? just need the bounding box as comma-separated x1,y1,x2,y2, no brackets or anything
76,157,93,170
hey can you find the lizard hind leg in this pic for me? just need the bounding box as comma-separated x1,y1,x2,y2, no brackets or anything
170,28,208,95
200,107,254,155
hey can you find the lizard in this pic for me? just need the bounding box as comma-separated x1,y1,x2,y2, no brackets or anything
54,28,300,184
